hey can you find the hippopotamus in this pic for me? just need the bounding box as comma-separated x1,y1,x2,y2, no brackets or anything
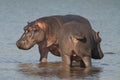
58,21,103,68
16,15,103,64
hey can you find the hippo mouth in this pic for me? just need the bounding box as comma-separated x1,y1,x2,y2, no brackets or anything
91,44,104,59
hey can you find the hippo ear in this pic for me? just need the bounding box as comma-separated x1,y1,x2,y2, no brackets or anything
96,32,99,38
36,22,46,30
27,22,30,24
95,32,102,43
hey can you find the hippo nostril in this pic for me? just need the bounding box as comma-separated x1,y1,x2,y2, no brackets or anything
16,41,21,48
16,40,24,48
16,41,19,46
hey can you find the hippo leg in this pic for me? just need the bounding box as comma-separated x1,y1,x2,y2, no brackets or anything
80,60,85,68
62,54,71,68
82,56,91,68
38,43,49,62
39,47,48,62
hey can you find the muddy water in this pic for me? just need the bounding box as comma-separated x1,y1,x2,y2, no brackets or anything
0,0,120,80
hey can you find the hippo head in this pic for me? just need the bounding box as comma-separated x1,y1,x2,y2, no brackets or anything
16,21,46,50
91,32,104,59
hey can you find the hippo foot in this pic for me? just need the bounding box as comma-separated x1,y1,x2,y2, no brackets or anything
40,58,47,62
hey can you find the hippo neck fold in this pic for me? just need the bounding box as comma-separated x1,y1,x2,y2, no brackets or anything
36,17,61,47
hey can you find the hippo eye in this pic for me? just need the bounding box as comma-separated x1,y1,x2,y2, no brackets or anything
25,30,28,33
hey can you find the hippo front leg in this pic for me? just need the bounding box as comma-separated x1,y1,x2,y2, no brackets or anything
62,54,71,68
38,43,49,62
39,47,48,62
82,56,92,68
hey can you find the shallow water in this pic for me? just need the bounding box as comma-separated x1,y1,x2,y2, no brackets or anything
0,0,120,80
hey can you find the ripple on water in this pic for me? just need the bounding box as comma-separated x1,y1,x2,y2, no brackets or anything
18,62,103,80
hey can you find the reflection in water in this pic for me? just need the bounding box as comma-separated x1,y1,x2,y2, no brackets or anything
18,62,102,80
104,52,116,54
